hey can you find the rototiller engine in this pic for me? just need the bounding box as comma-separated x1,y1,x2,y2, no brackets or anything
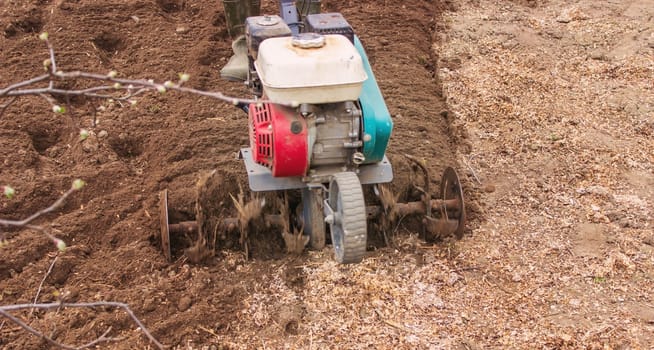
160,1,465,264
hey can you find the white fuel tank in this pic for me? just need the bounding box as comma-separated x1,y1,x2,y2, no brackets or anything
255,34,367,104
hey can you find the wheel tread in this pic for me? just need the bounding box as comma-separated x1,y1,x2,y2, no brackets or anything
330,172,367,264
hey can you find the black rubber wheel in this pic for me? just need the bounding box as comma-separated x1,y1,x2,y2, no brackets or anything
328,172,367,264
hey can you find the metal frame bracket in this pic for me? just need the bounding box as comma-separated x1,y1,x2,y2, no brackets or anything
241,148,393,191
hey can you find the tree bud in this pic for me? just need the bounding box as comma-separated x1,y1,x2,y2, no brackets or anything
54,239,66,252
178,73,190,82
3,185,15,199
72,179,86,190
79,129,89,141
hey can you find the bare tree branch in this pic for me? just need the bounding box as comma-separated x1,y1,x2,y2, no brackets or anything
0,34,180,350
0,186,77,228
4,70,274,106
46,38,58,80
30,255,59,317
0,74,49,96
0,302,164,349
77,327,122,349
0,307,77,349
0,309,121,350
0,37,294,110
0,96,17,118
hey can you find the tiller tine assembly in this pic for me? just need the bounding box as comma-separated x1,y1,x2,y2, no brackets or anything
425,167,466,240
403,155,465,240
158,189,284,262
370,163,466,242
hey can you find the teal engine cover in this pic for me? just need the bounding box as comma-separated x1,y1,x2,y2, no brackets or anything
354,36,393,164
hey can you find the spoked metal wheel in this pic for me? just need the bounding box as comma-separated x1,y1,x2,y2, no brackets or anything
440,167,466,239
326,172,367,264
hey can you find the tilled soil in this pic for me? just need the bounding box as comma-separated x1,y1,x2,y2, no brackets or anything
2,0,653,349
1,0,463,349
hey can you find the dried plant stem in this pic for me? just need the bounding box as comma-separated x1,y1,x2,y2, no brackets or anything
0,187,76,228
0,302,164,349
463,156,481,185
0,96,17,118
29,255,59,317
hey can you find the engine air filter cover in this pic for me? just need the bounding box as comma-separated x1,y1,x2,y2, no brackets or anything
305,12,354,43
254,34,367,104
246,15,292,58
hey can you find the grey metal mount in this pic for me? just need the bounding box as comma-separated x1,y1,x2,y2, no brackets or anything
279,0,301,35
240,148,393,191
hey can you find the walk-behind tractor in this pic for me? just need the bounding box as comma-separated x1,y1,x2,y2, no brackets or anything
160,1,465,264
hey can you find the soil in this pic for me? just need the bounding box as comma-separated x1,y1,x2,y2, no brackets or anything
0,0,652,349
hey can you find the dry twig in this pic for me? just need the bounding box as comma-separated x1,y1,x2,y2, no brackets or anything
0,96,17,118
462,156,482,185
0,302,164,349
0,185,79,246
0,187,76,229
29,255,59,317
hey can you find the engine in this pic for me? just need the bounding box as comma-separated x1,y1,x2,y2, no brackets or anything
248,101,363,178
244,12,391,184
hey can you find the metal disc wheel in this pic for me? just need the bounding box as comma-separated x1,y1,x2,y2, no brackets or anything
440,167,466,239
327,172,367,264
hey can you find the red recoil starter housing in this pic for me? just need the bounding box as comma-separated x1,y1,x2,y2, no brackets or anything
248,103,308,177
